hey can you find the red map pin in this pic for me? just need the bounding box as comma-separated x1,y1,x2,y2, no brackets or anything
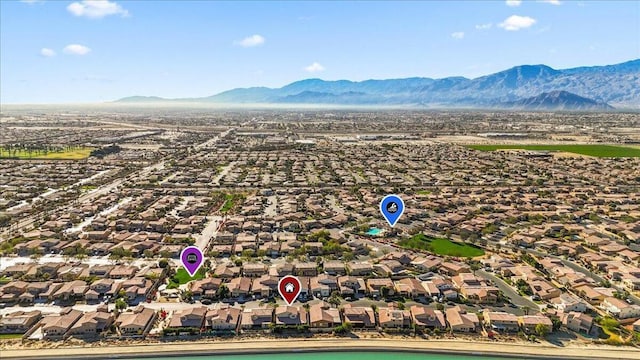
278,275,302,305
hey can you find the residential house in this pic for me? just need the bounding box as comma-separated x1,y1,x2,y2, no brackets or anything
341,305,376,329
347,262,374,276
519,315,553,334
251,275,278,298
116,306,157,337
214,265,241,279
242,263,268,278
551,293,588,313
378,306,411,329
601,297,640,319
323,261,346,275
227,277,252,298
205,306,242,333
410,305,446,330
190,278,222,299
67,309,114,339
309,302,341,331
366,278,395,298
453,273,499,304
483,311,519,333
121,277,154,304
295,262,318,277
52,280,88,302
530,280,562,300
574,285,605,305
446,306,479,333
240,308,273,330
439,261,470,276
562,312,593,334
394,278,427,299
274,306,308,326
0,310,42,334
337,276,364,297
41,308,83,340
90,279,121,297
167,307,207,332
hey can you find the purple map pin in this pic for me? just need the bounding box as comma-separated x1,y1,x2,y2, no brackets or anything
180,245,204,277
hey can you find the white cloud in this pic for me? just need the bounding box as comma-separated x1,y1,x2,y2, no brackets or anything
475,23,492,30
40,48,56,57
235,34,265,47
498,15,537,31
451,32,465,39
67,1,129,19
304,62,325,73
539,0,561,5
63,44,91,55
505,0,522,7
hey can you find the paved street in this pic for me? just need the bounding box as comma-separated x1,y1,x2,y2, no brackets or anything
476,269,539,311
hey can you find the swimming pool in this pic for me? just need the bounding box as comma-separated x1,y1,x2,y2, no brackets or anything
366,227,383,235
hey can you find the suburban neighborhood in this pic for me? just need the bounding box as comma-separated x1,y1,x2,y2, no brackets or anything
1,110,639,353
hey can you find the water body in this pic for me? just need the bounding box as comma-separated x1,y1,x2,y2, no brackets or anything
130,352,517,360
366,228,383,236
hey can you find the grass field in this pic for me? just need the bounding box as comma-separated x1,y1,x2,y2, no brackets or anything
0,334,23,339
0,147,93,160
466,144,640,157
171,267,205,285
398,234,485,257
220,193,244,213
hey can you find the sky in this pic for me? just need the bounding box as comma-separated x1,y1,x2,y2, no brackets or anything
1,0,639,104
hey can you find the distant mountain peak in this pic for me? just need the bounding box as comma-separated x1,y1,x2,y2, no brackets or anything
502,90,614,110
114,59,640,108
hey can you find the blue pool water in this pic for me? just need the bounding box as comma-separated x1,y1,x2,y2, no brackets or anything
366,228,383,235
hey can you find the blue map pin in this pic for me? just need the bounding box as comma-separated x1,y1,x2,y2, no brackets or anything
380,194,404,227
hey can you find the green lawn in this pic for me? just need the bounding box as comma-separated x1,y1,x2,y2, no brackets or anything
398,234,485,257
602,326,623,344
0,333,23,339
0,147,93,160
171,267,205,285
466,144,640,157
220,193,244,213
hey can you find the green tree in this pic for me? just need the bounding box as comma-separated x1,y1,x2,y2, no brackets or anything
470,262,482,275
380,286,391,299
159,258,169,268
115,298,127,310
216,284,230,300
535,323,550,338
600,317,620,330
328,291,342,306
334,321,353,334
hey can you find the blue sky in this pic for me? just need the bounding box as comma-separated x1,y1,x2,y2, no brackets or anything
1,0,639,103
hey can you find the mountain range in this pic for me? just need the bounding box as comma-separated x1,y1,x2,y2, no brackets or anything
117,59,640,109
